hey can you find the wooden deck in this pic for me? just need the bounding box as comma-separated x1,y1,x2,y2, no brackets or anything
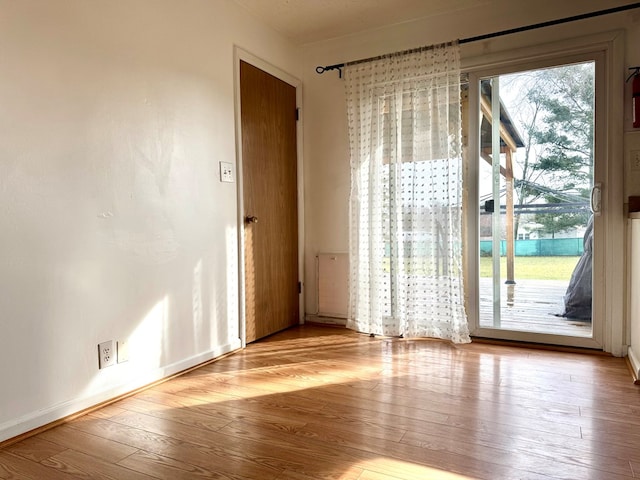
479,278,592,337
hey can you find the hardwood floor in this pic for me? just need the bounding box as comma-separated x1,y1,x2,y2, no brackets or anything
1,324,639,479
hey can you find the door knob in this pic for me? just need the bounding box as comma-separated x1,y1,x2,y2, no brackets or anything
245,215,259,224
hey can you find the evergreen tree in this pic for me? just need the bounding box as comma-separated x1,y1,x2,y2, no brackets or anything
505,63,594,237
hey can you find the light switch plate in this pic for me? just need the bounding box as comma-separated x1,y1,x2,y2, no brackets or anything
626,131,640,197
117,340,129,363
632,150,640,172
220,162,234,183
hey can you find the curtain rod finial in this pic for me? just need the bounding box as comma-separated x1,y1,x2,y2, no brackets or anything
316,64,344,78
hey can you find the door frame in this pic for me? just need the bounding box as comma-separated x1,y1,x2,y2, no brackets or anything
463,31,625,354
233,47,305,348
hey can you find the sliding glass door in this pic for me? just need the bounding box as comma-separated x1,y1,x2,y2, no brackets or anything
467,53,605,348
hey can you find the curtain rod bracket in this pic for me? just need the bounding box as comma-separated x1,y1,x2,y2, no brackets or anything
316,64,344,78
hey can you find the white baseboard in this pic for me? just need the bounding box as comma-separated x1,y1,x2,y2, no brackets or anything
628,346,640,381
305,314,347,326
0,340,241,443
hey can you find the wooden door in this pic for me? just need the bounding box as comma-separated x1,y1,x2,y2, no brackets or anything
240,61,299,343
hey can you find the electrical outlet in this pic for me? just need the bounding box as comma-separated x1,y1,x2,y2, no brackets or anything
98,340,116,369
117,340,129,363
219,161,234,183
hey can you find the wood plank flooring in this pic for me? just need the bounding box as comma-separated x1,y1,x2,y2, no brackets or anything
2,324,639,479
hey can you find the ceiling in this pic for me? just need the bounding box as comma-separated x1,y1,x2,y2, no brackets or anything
232,0,491,45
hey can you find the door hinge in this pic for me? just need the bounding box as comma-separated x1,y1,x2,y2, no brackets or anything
295,108,300,121
298,281,302,294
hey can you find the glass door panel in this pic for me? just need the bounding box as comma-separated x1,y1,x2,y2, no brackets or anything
477,62,595,340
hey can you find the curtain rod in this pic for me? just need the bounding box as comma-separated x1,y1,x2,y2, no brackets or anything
315,2,640,77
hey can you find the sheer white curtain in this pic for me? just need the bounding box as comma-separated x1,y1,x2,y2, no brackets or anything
345,42,470,343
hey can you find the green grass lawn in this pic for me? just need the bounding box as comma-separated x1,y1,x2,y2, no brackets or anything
479,256,580,281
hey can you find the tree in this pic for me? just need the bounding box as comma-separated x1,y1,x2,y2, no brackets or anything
504,63,594,238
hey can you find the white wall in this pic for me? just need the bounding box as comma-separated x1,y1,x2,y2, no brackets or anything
0,0,300,442
301,1,640,320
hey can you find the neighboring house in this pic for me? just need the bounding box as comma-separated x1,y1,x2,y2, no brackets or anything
527,225,588,240
481,216,588,241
